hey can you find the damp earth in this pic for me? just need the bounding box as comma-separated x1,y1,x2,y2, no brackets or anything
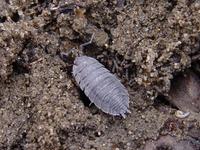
0,0,200,150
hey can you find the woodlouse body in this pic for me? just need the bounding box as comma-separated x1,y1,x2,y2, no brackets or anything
72,56,130,118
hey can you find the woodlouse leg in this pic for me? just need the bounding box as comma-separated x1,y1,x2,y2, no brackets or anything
112,62,116,73
79,33,95,51
121,112,126,118
89,102,93,106
125,68,129,80
128,79,134,86
127,109,131,114
113,60,119,72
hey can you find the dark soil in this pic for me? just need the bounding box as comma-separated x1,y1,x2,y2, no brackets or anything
0,0,200,150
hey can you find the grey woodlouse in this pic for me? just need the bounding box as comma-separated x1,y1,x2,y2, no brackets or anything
72,55,130,118
60,33,130,118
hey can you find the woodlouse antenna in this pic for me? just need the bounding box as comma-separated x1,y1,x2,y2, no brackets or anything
60,33,95,60
79,33,95,51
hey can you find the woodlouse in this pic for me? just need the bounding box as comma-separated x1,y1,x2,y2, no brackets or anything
72,55,130,118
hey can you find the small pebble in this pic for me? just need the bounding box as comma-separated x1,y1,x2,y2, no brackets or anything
175,110,190,119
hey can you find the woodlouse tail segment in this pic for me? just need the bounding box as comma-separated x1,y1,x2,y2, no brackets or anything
79,33,95,51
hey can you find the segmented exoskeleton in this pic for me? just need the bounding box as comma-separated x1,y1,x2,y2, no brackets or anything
72,55,130,118
61,34,130,118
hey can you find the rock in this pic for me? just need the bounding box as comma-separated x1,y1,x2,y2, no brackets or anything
168,70,200,112
144,135,199,150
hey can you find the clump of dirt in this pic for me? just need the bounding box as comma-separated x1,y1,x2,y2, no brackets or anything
111,0,200,96
0,22,35,81
0,0,200,150
144,135,200,150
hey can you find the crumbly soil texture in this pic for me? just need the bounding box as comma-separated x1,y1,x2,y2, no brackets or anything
0,0,200,150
